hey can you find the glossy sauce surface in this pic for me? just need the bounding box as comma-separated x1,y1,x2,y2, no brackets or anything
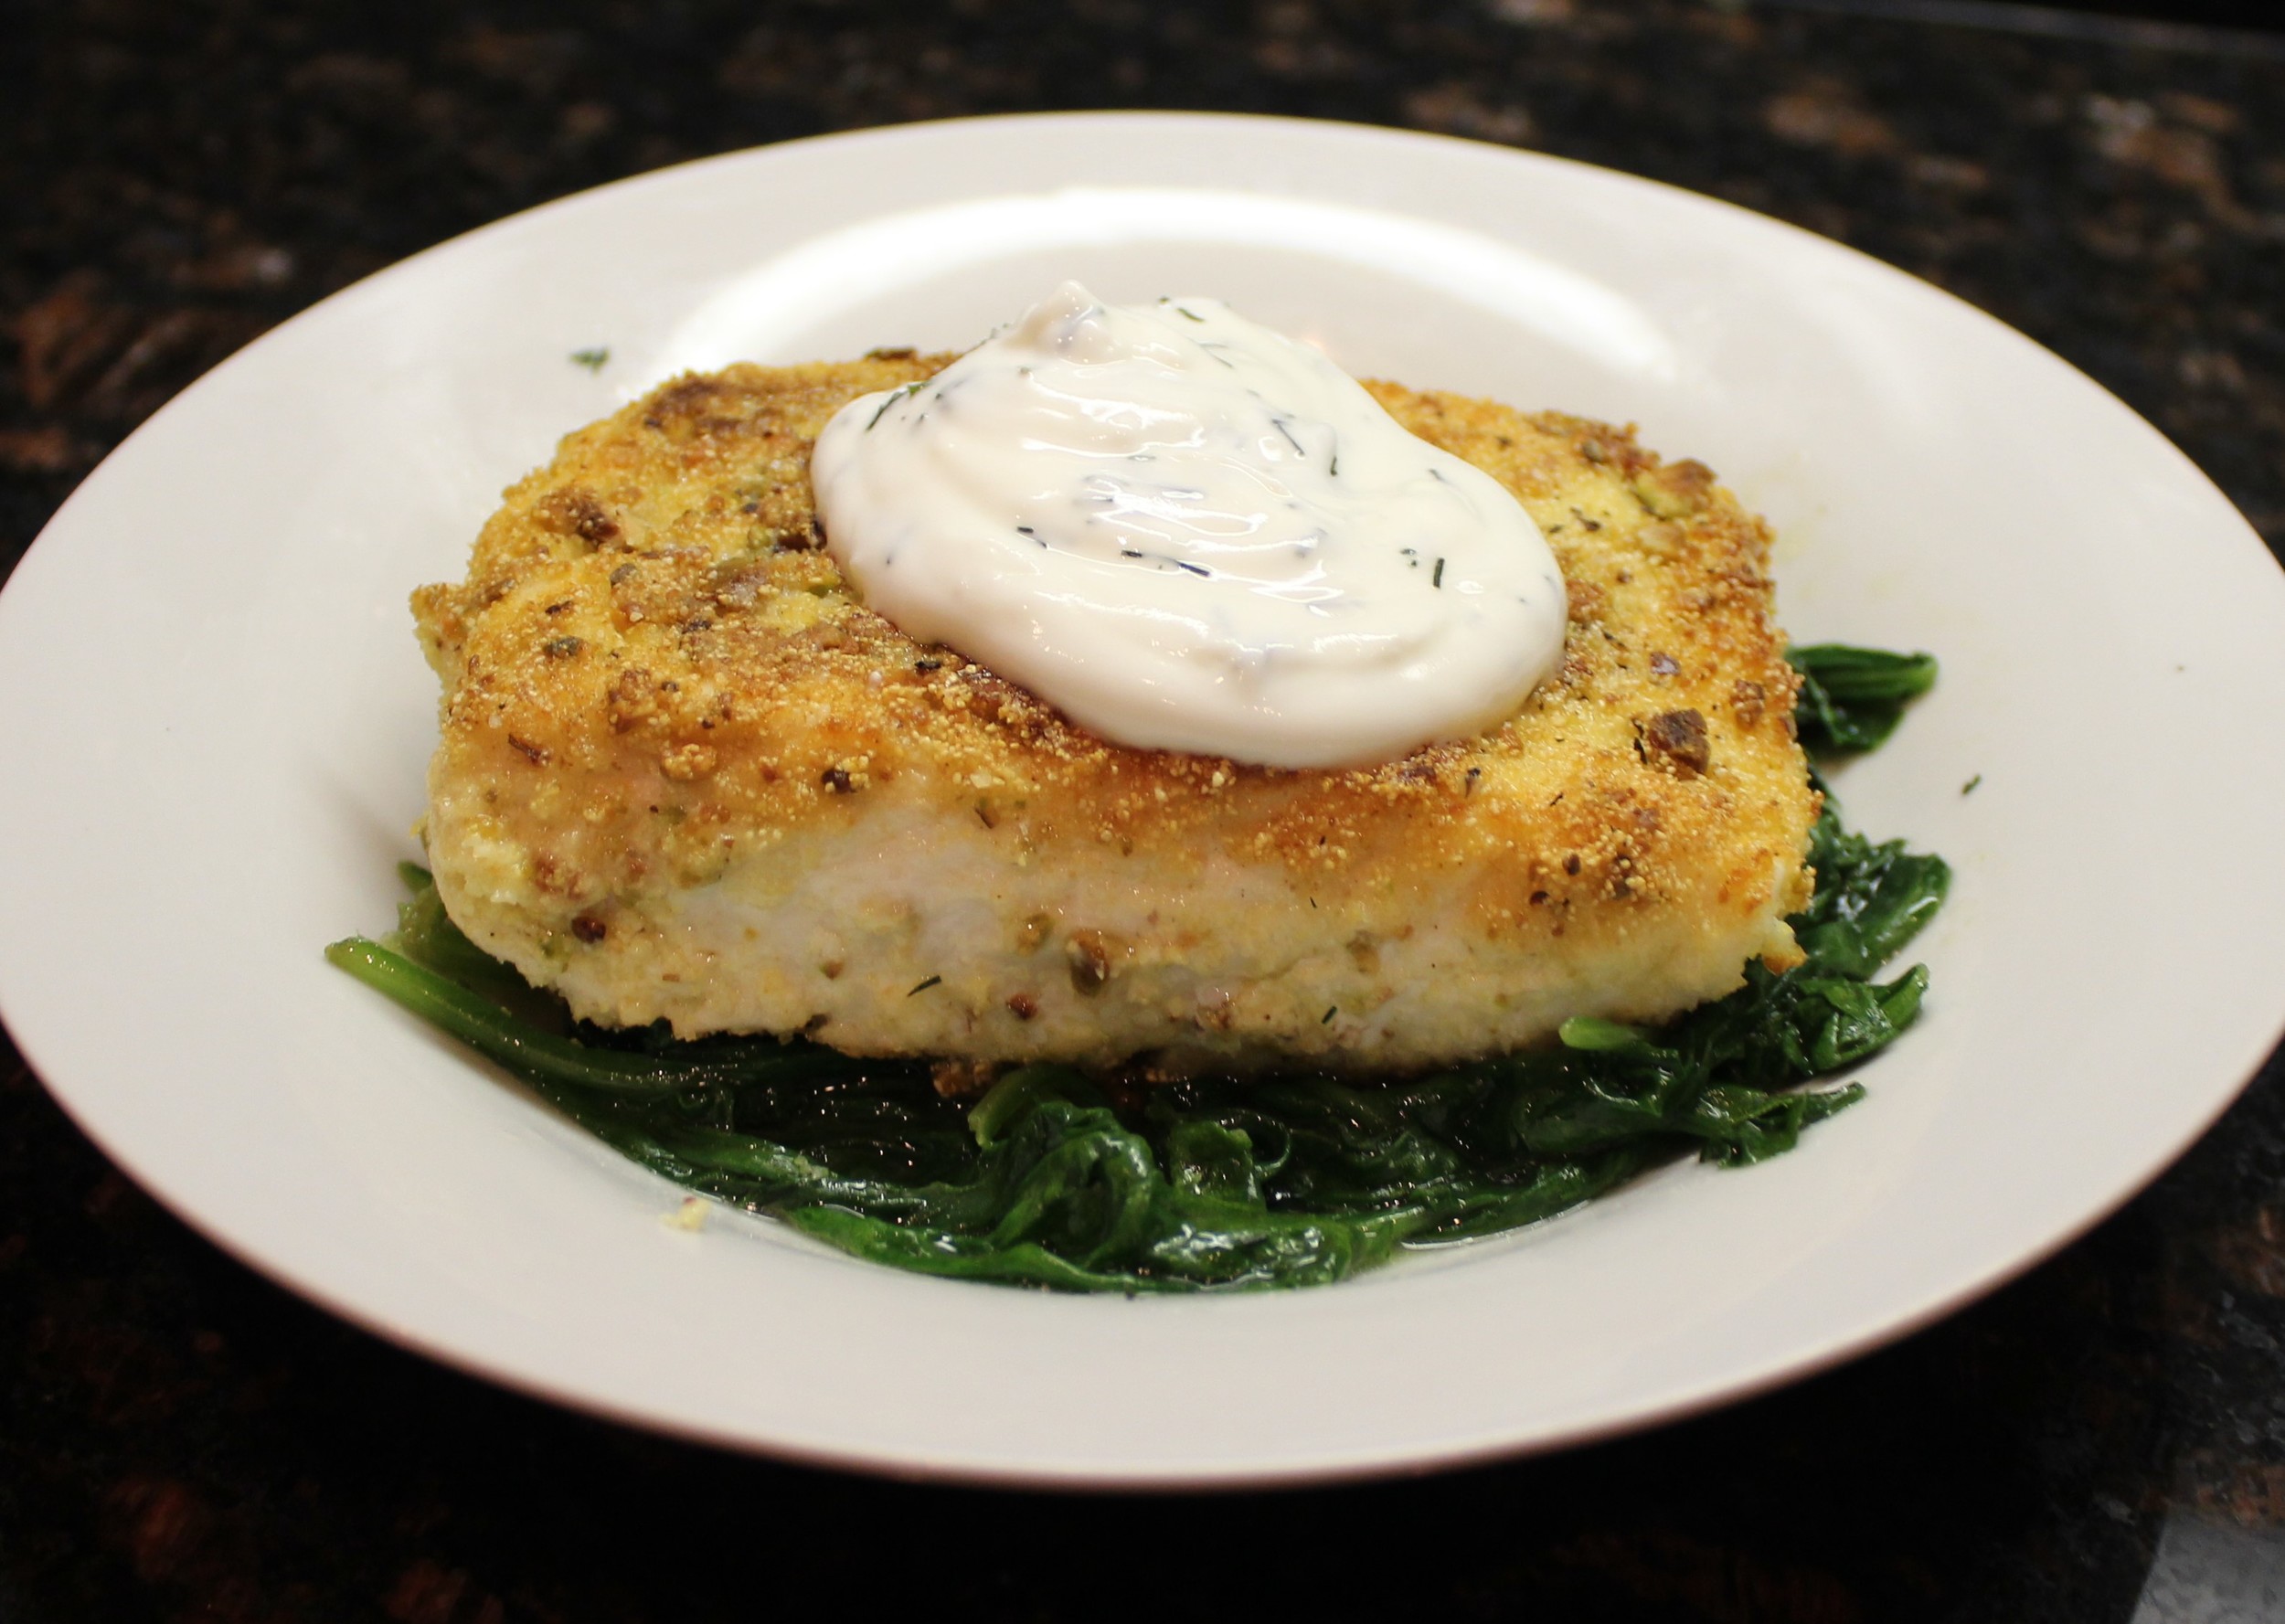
810,282,1567,768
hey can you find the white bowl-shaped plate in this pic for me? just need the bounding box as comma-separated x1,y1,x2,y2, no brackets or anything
4,113,2283,1487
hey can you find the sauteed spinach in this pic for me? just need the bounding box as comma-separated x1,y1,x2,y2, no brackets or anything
327,646,1944,1290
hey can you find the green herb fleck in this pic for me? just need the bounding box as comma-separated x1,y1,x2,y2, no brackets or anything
909,975,943,996
569,347,609,373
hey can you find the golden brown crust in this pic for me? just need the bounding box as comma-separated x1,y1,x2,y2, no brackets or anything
414,357,1817,1062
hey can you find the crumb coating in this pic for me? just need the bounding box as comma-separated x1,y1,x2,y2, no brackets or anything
412,356,1818,1069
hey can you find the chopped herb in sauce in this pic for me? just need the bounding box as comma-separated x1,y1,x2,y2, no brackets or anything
864,382,925,431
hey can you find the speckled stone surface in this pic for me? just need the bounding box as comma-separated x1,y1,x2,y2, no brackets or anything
5,3,2284,1619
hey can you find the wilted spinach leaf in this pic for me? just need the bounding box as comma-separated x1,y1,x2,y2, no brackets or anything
1791,643,1938,757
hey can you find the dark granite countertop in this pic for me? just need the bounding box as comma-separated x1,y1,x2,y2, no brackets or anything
6,2,2285,1619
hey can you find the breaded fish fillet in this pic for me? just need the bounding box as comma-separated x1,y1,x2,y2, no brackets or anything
412,355,1817,1071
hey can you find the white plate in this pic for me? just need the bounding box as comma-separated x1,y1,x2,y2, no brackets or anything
4,112,2283,1487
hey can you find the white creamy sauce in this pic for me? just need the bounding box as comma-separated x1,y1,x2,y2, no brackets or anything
810,281,1567,769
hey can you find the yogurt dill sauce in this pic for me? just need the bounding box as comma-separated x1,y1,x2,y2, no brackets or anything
809,281,1568,770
